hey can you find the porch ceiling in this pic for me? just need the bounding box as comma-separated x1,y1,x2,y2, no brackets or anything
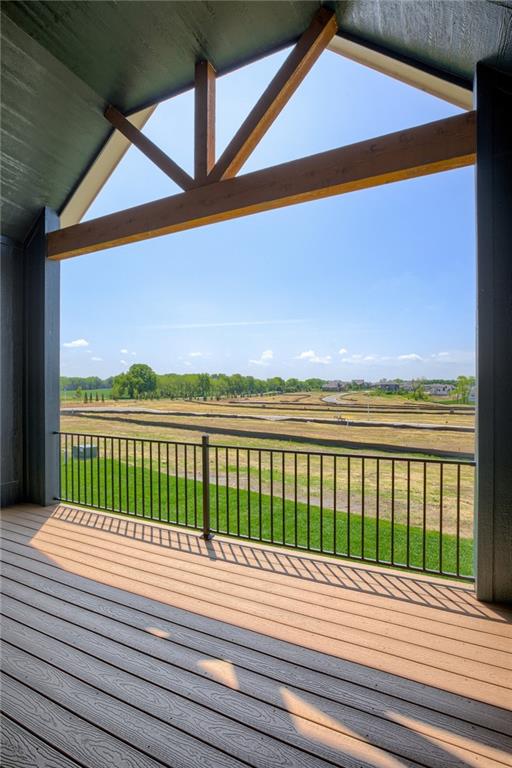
1,0,511,242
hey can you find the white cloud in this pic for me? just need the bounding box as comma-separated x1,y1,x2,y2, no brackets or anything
249,349,274,366
120,348,128,354
63,338,89,348
364,355,377,361
351,354,363,360
131,351,137,357
338,347,348,355
91,356,103,361
188,351,203,358
398,353,423,361
295,350,331,364
120,359,128,366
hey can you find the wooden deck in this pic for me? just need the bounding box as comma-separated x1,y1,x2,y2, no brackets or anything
1,503,511,768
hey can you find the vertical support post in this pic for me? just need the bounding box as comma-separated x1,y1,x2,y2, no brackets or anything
1,236,23,506
202,434,212,539
23,208,61,505
194,60,216,184
475,62,512,603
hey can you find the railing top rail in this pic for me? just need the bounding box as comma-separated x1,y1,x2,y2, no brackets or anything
56,431,475,466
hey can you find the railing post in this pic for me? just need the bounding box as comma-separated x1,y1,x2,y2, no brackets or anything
201,434,212,539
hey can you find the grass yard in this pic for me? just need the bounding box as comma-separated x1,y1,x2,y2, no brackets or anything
60,455,473,578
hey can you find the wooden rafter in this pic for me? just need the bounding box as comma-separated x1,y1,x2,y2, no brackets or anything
47,112,475,261
194,60,216,183
208,7,337,183
104,105,194,191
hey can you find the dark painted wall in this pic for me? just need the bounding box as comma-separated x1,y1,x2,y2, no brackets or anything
1,236,23,505
476,62,512,604
1,210,60,508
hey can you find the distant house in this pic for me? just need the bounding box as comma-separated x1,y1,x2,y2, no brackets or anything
351,379,366,388
425,383,455,397
322,380,347,392
377,379,400,393
401,381,415,392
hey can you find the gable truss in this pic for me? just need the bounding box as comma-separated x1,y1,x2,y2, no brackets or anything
48,9,476,261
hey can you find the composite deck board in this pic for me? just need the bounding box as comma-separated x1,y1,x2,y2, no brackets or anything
0,715,83,768
5,512,510,658
1,527,508,703
1,504,511,768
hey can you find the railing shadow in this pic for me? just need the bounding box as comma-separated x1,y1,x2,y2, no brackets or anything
45,503,509,622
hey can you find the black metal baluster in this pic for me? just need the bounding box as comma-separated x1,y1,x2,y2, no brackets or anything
77,435,81,505
391,459,395,565
84,434,87,508
149,441,153,518
333,456,337,555
258,450,262,540
175,443,179,523
215,446,219,532
270,451,274,543
306,453,310,550
347,456,351,557
97,436,101,508
118,438,122,512
294,453,298,547
193,443,198,528
125,439,129,516
141,440,145,518
236,448,240,536
361,457,365,559
158,442,162,522
376,458,380,562
247,449,251,538
406,460,411,568
281,452,285,545
166,443,170,523
71,435,75,503
456,464,461,576
422,462,427,571
184,444,189,526
111,437,115,512
320,454,324,552
225,447,229,534
134,440,138,516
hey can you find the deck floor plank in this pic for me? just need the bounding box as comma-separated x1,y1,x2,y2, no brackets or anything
0,714,83,768
1,503,511,768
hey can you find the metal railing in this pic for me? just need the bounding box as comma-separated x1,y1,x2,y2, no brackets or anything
57,431,475,579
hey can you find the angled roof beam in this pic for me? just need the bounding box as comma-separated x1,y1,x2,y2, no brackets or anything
208,7,337,183
47,111,475,261
104,105,194,191
194,60,216,184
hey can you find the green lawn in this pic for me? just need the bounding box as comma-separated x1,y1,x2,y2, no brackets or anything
60,456,473,578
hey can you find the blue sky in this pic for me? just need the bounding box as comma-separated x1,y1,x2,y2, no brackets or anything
61,48,475,381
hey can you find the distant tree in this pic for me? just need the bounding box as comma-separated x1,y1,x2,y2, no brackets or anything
454,375,474,404
412,381,426,401
83,392,88,404
95,392,99,402
75,387,82,401
101,393,105,402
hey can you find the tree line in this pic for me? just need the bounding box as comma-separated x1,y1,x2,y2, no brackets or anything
60,376,113,391
111,364,325,400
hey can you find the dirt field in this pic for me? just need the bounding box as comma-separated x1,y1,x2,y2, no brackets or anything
61,390,475,458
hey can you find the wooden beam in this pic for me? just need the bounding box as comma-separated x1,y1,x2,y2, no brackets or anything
47,112,476,261
208,8,337,182
104,105,194,191
194,61,216,183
